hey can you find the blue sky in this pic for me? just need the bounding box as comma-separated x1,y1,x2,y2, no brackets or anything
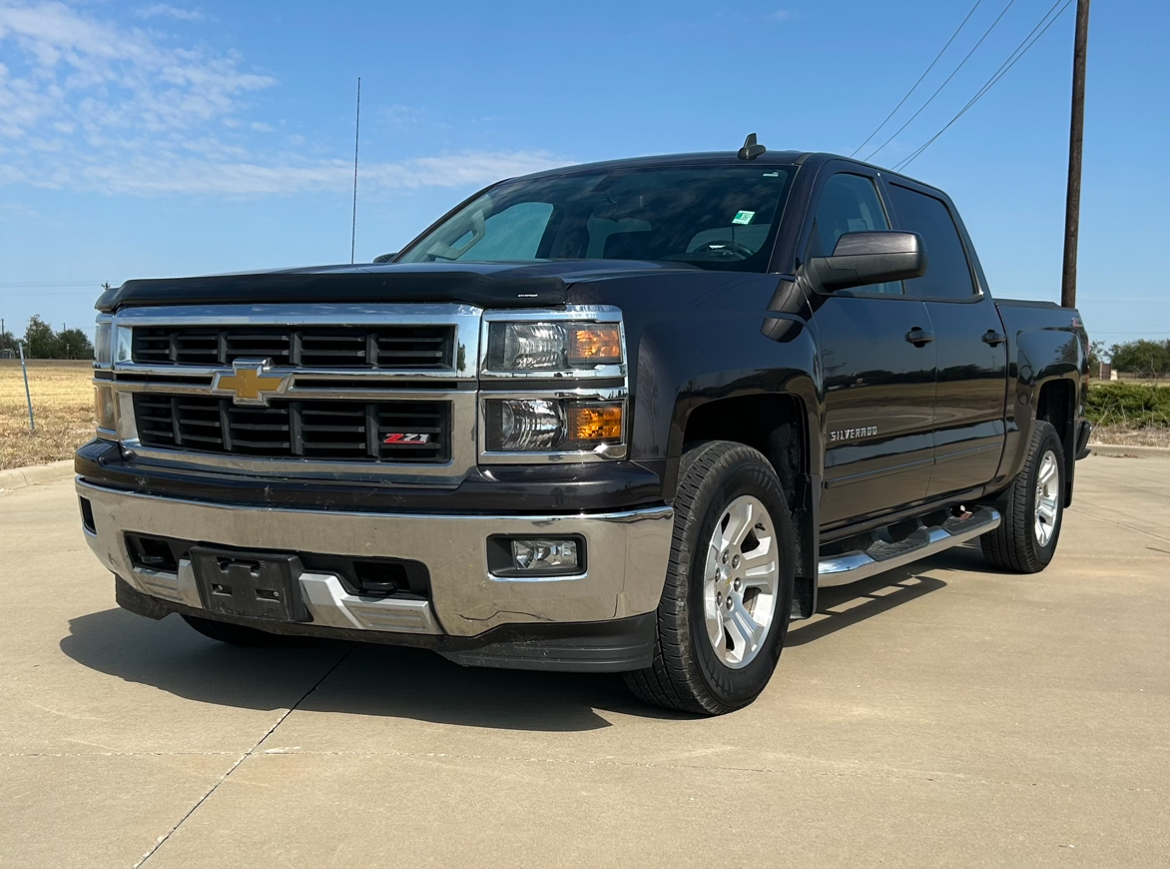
0,0,1167,350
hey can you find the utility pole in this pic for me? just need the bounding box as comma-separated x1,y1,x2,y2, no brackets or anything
18,340,35,432
1061,0,1091,309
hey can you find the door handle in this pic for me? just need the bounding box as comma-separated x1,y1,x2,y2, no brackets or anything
982,330,1007,346
905,327,935,347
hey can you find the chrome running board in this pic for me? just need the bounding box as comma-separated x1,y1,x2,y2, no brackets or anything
818,507,1001,588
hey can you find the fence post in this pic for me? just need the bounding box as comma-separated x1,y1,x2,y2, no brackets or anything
18,341,35,433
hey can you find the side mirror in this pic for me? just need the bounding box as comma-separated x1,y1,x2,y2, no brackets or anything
373,252,398,264
809,231,926,292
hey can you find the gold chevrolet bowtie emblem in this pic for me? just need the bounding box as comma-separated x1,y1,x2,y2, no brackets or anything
210,359,290,406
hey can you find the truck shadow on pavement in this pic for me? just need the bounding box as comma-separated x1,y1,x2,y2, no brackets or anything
787,542,984,646
59,608,665,731
59,544,981,731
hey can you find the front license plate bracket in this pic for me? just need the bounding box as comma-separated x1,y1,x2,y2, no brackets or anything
189,547,308,622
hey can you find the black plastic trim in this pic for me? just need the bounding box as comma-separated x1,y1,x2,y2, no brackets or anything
114,577,656,672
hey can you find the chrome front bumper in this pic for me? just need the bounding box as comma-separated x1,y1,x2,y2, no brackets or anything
77,479,674,637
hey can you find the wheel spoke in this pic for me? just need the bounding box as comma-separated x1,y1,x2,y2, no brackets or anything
741,534,773,562
1038,457,1057,487
707,605,725,650
725,599,764,657
1038,500,1057,523
741,560,777,593
723,499,755,547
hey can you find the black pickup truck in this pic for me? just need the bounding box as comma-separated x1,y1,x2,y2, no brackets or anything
78,142,1091,715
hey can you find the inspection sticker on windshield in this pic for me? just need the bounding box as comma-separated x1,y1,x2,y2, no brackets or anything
731,210,756,225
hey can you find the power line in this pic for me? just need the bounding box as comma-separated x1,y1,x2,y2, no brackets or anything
0,281,98,287
865,0,1018,162
851,0,987,158
894,0,1074,171
0,289,103,296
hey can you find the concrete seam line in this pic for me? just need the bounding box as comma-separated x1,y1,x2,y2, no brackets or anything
133,643,357,868
0,460,74,491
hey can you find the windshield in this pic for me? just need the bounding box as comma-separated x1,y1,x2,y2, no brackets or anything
396,165,795,272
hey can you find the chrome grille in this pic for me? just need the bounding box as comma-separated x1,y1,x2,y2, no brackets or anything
132,325,454,370
133,395,450,463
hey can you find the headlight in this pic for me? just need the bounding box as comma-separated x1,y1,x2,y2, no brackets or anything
485,399,623,452
94,385,116,434
486,322,623,373
94,320,112,367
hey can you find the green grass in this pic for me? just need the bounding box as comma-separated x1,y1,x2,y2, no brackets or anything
1086,382,1170,429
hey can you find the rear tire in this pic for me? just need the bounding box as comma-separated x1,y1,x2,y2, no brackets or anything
624,441,795,715
981,420,1066,573
182,614,295,646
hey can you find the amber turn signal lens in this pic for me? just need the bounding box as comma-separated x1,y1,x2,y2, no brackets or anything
570,404,622,442
568,324,622,365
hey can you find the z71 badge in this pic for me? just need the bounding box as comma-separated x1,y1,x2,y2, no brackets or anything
830,426,878,442
383,433,432,445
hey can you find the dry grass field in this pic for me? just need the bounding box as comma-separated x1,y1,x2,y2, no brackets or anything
0,360,94,470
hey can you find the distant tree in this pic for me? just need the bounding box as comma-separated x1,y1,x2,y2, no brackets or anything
24,315,60,359
57,327,94,360
1088,340,1106,374
1110,339,1170,380
0,329,16,357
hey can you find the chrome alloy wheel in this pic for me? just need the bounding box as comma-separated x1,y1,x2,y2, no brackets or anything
1034,449,1061,547
702,495,780,669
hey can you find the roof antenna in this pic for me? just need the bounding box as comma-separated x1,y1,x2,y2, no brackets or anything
737,132,766,161
350,76,361,264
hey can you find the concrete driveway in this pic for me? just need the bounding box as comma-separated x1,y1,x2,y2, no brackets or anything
1,455,1167,868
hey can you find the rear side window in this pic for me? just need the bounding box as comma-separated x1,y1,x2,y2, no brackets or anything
887,185,976,300
808,173,902,295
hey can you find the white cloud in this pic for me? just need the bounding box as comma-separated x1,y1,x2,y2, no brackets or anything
766,9,796,22
64,149,564,197
0,1,274,140
136,4,204,22
0,2,563,198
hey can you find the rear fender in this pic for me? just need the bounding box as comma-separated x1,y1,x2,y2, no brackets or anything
994,327,1084,497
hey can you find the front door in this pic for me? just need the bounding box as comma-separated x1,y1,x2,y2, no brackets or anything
806,171,938,528
884,181,1009,497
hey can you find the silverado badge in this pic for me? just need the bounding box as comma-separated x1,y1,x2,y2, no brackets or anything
210,359,290,406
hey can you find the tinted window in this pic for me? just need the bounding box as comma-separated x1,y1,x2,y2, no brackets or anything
397,166,794,273
809,173,901,295
888,185,976,299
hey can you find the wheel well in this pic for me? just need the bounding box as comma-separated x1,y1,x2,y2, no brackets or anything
1036,378,1076,505
682,394,816,619
682,394,806,504
1036,379,1074,445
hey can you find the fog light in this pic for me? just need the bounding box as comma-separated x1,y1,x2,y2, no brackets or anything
512,539,579,573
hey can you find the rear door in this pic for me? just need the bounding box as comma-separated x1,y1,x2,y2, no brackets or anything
883,180,1008,498
805,168,938,528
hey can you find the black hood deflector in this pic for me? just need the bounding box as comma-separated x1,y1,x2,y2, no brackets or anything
95,261,697,312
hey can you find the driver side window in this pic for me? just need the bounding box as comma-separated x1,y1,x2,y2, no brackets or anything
809,174,903,295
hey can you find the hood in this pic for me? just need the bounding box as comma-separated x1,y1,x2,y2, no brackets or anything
96,260,699,312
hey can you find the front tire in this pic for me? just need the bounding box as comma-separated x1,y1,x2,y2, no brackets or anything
624,441,795,715
981,420,1066,573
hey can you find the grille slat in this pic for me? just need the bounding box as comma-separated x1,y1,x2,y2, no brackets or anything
133,395,449,463
133,326,454,370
